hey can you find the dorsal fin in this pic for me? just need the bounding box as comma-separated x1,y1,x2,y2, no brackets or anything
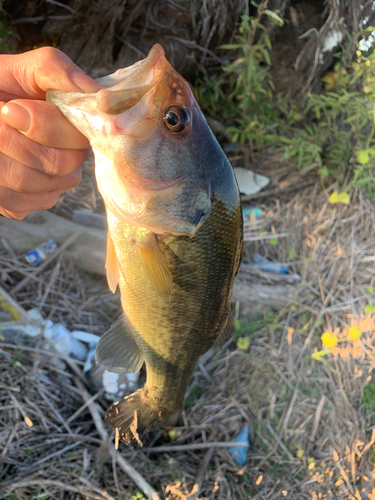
105,232,119,293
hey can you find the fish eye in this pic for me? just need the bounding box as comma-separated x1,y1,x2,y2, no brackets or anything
163,106,190,133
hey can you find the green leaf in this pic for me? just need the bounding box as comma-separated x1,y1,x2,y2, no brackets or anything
219,43,241,50
319,166,329,177
264,9,284,26
288,247,295,260
357,149,370,165
365,304,375,314
366,287,374,295
269,238,278,245
237,337,250,350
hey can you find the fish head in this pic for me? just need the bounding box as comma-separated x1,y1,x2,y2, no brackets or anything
47,44,236,235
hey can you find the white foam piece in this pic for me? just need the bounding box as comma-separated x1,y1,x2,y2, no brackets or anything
233,168,270,195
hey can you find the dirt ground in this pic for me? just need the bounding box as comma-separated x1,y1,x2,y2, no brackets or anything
2,155,375,499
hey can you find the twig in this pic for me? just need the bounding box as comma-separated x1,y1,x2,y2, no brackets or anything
135,441,247,453
8,392,33,427
45,0,82,15
62,387,105,428
166,36,224,63
18,441,82,471
12,15,76,24
243,232,289,242
115,36,147,58
1,479,110,500
187,447,215,500
79,477,116,500
310,395,325,442
0,342,84,366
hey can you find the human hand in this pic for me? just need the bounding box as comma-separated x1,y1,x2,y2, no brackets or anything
0,47,101,220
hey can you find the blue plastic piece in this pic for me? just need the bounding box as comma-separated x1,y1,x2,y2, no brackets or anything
228,426,250,466
242,253,288,275
242,207,261,220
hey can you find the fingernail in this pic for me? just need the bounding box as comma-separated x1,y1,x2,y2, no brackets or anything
1,103,30,132
70,70,101,93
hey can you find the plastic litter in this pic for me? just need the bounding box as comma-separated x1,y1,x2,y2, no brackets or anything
233,167,270,196
242,254,289,275
228,426,250,466
103,370,120,394
24,239,58,266
71,331,101,344
0,304,140,400
242,207,261,221
44,323,88,361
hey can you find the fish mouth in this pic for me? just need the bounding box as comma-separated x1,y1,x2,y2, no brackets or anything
46,44,167,122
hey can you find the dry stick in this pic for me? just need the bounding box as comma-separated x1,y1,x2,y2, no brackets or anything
310,395,325,442
18,441,82,471
73,378,160,500
187,447,215,500
135,441,247,453
12,231,80,294
0,342,84,367
62,387,105,428
243,232,289,242
8,392,33,427
0,237,20,262
38,258,62,309
1,479,109,500
79,477,116,500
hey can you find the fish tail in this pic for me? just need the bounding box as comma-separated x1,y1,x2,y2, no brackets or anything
106,388,181,445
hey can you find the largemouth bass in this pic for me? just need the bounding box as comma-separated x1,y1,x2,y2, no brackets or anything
47,44,243,444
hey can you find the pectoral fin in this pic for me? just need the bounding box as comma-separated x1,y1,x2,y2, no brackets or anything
214,314,235,346
95,316,144,373
105,232,119,293
136,233,172,304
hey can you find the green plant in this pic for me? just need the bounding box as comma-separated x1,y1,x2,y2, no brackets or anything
194,6,375,195
195,2,286,150
363,380,375,414
123,493,147,500
185,384,205,410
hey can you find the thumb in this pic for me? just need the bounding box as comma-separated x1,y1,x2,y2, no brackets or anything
0,46,101,101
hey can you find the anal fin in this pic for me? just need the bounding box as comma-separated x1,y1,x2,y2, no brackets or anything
136,232,172,304
214,314,235,346
106,232,119,293
95,315,144,374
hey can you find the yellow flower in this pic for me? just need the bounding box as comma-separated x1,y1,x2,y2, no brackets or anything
321,332,337,348
348,326,362,340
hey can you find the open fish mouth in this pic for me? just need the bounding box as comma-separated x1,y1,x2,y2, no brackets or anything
46,44,219,237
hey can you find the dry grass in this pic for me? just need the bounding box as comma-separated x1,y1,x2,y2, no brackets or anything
2,166,375,499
